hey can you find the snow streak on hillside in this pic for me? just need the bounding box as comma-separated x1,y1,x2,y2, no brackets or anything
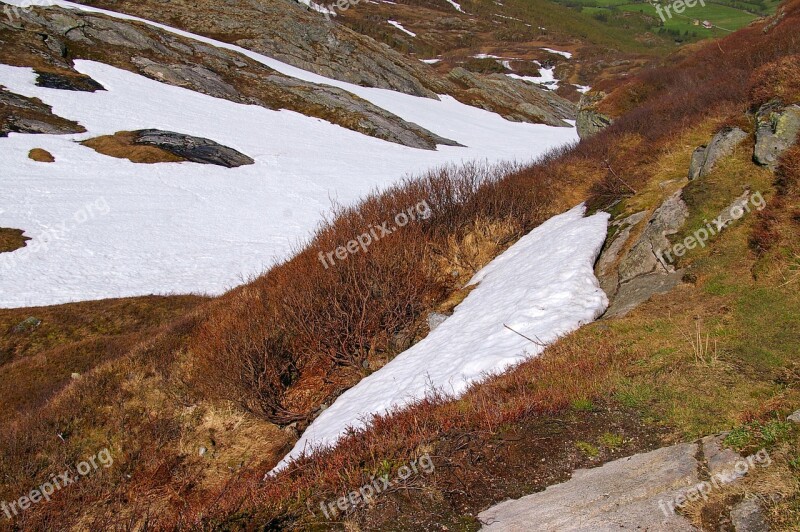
273,205,610,472
0,1,578,308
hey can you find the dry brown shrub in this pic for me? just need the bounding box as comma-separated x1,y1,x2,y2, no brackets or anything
81,131,185,164
28,148,54,162
749,54,800,109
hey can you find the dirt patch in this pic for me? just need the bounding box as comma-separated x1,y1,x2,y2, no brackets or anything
0,228,29,253
28,148,54,162
81,131,186,164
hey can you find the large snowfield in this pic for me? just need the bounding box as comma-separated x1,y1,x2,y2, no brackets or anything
273,204,610,471
0,0,578,308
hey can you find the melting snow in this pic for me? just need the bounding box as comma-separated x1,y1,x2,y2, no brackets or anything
541,47,572,59
388,20,416,37
444,0,464,13
273,204,610,472
0,0,578,308
507,64,559,90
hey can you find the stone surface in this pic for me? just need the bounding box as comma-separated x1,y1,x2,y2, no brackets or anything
0,88,86,137
479,443,701,531
787,409,800,423
12,317,42,333
71,0,577,128
447,67,576,126
701,434,744,479
731,497,770,532
576,91,612,139
133,129,255,168
689,127,749,180
35,70,106,92
604,271,684,319
427,312,449,332
598,191,688,318
754,102,800,170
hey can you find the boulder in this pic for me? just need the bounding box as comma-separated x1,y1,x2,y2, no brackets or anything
754,102,800,170
427,312,449,332
35,71,105,92
576,91,612,139
12,317,42,333
689,127,749,180
133,129,255,168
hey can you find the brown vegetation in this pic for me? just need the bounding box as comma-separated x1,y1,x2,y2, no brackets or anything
0,228,29,253
28,148,54,162
81,131,186,164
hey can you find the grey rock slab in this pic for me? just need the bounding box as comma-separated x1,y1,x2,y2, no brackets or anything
701,434,743,479
787,409,800,423
604,270,684,319
689,127,749,180
427,312,449,333
479,443,701,531
617,190,688,283
731,497,770,532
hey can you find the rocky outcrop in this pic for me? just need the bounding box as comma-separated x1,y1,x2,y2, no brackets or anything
70,0,577,127
688,127,748,180
134,129,255,167
0,88,86,136
576,91,612,139
35,71,106,92
479,434,768,531
1,6,458,149
597,191,688,319
447,68,576,126
754,101,800,170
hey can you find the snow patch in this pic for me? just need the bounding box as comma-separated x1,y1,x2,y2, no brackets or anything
444,0,464,12
541,47,572,59
272,204,610,472
388,20,416,37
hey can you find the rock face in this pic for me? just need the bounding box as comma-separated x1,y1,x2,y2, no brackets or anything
1,6,458,149
447,68,576,127
70,0,576,127
576,91,612,139
133,129,255,168
688,127,749,180
754,102,800,170
479,434,764,531
597,191,689,319
0,88,86,136
479,443,701,531
35,71,106,92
